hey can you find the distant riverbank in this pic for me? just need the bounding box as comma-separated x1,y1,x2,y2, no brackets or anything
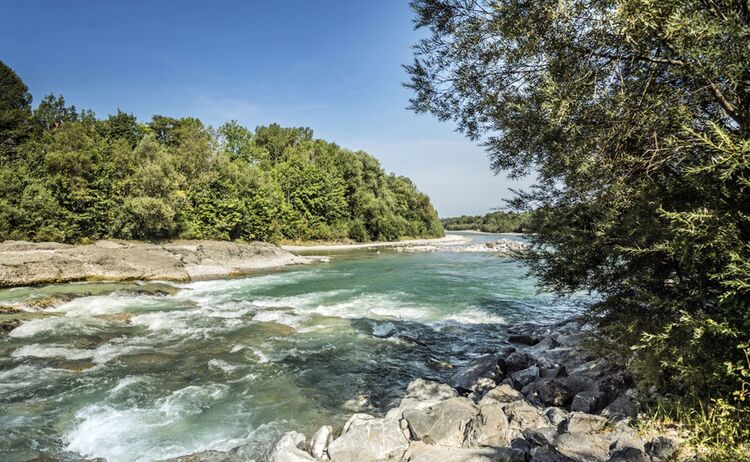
280,234,471,252
0,240,323,288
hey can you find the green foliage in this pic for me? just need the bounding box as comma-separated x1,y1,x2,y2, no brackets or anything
441,211,529,233
0,60,443,245
408,0,749,455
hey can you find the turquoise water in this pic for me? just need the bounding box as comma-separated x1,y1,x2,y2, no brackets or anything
0,233,582,462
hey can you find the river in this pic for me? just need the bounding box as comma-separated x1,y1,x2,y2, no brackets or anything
0,232,582,462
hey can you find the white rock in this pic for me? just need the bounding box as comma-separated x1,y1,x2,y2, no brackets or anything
307,425,332,459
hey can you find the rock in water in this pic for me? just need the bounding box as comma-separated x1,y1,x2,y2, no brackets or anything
327,418,408,461
403,397,479,447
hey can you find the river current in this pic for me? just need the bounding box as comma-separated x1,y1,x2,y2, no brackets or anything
0,232,582,462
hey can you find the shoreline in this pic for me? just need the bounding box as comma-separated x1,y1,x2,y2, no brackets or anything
180,318,686,462
0,239,323,289
280,234,471,252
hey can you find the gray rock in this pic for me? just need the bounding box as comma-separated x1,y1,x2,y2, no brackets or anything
266,432,308,462
450,355,502,392
504,351,534,373
479,384,524,405
530,445,577,462
523,380,573,407
504,400,550,430
268,448,316,462
327,418,409,461
404,441,526,462
341,413,374,434
557,375,595,396
464,402,511,448
307,425,332,459
539,366,566,379
571,388,605,413
406,378,459,401
553,432,611,462
511,365,540,388
564,412,608,434
645,436,678,460
601,393,640,419
508,334,540,346
607,447,649,462
544,407,569,429
523,426,558,447
404,397,479,447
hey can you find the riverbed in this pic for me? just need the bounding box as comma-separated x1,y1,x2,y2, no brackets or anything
0,233,582,462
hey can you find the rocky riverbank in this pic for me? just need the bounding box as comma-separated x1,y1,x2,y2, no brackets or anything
0,240,323,288
181,319,687,462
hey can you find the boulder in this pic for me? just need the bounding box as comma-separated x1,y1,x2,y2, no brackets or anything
341,413,375,434
508,334,541,346
553,432,611,462
479,384,524,406
307,425,332,459
386,379,460,420
504,400,550,430
645,436,678,461
564,413,608,434
449,355,502,392
266,432,310,462
268,448,317,462
557,375,595,396
464,402,511,448
522,427,558,447
523,380,573,407
570,388,606,414
607,447,649,462
504,351,534,373
404,441,526,462
529,445,577,462
327,418,409,462
511,365,540,388
404,397,479,447
544,407,569,429
601,393,640,419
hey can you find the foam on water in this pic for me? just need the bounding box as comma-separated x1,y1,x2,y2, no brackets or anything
12,343,94,360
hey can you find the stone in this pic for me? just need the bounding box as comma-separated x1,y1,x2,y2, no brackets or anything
404,441,526,462
523,427,558,447
608,432,645,452
523,380,573,408
307,425,332,459
341,413,375,434
449,355,502,392
571,389,605,414
508,334,540,346
511,365,540,388
504,351,534,373
529,445,577,462
266,432,309,462
601,393,640,419
544,407,569,429
404,397,479,447
479,384,524,406
607,447,649,462
553,433,611,462
464,402,511,448
564,412,608,434
504,400,550,430
406,378,459,401
327,418,409,462
557,375,595,396
539,366,566,379
645,436,678,460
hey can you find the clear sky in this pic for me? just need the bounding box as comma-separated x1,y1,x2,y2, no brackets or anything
0,0,531,217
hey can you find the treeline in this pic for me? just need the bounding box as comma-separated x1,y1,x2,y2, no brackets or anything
0,62,443,244
441,211,528,233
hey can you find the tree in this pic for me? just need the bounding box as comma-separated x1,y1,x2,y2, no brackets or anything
407,0,750,404
0,60,32,160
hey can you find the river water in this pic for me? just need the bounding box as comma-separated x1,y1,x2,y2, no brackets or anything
0,232,582,462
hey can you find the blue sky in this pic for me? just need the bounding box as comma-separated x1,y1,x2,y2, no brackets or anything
0,0,530,216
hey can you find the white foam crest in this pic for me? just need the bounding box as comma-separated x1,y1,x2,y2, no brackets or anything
9,316,98,338
251,310,301,328
208,359,240,374
441,307,507,325
251,289,353,310
12,344,94,360
372,321,396,337
302,293,432,321
52,294,163,317
175,270,321,299
0,363,70,392
92,342,152,364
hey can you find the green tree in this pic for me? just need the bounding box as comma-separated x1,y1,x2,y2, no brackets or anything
0,60,32,160
407,0,749,405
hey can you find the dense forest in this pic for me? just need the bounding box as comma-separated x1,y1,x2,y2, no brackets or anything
0,62,443,244
441,211,529,233
409,0,749,458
